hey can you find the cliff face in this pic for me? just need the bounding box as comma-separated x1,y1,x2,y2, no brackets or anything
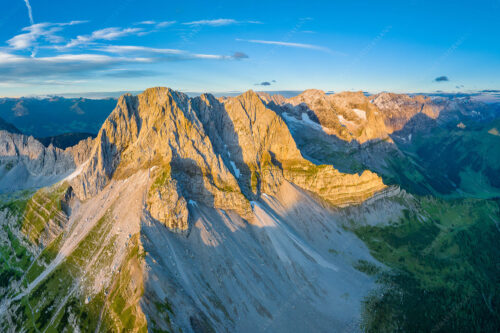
277,89,390,143
371,92,498,135
71,87,386,232
0,131,75,192
370,93,441,133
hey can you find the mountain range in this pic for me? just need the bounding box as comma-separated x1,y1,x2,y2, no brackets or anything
0,87,499,332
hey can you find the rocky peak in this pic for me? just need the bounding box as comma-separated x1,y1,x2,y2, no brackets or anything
0,131,75,192
71,87,386,233
294,89,326,101
278,89,389,143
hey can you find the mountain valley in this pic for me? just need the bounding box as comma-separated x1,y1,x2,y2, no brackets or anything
0,87,498,332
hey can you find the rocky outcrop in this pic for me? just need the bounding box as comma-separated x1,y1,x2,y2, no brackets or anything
0,131,75,192
72,88,252,231
371,92,498,135
276,89,390,143
370,93,441,133
65,136,94,166
219,90,386,203
71,88,386,232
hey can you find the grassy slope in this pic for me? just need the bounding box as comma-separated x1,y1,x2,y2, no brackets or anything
354,197,500,332
0,187,149,332
393,118,500,198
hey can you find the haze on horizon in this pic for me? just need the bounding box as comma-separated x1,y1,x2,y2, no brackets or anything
0,0,499,97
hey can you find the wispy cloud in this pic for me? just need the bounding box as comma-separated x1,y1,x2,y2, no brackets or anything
23,0,34,25
99,45,248,60
97,45,184,55
65,27,143,48
183,19,261,26
156,21,176,28
236,38,342,54
0,44,248,83
8,21,87,56
134,20,176,29
136,20,156,25
1,15,250,86
0,51,150,80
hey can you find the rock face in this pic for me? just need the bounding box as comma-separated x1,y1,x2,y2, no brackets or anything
370,93,441,133
277,89,390,143
71,87,386,232
0,131,75,192
371,92,499,136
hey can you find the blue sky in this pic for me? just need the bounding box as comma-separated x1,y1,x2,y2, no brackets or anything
0,0,499,97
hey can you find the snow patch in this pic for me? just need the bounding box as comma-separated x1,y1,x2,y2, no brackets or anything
352,108,367,120
229,160,240,178
337,115,357,127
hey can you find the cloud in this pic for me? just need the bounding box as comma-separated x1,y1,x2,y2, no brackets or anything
136,20,156,25
232,52,248,59
65,27,143,48
0,51,151,82
135,20,176,29
97,45,184,55
99,45,248,61
23,0,34,25
156,21,176,28
7,21,87,56
236,38,340,54
434,76,449,82
0,42,248,84
100,69,160,78
255,81,272,86
183,19,260,26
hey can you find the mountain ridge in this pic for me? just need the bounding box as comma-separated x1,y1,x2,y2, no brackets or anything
0,86,498,332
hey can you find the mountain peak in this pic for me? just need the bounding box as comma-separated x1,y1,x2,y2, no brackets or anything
70,87,386,233
297,89,326,99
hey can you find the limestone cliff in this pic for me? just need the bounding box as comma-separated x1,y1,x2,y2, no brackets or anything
279,89,390,143
0,130,75,192
71,87,386,232
371,92,497,135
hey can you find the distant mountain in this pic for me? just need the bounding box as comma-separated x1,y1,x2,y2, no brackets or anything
0,97,116,138
37,132,96,149
0,130,76,193
259,89,500,197
0,116,21,134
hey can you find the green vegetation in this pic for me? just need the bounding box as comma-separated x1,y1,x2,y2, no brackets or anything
0,225,32,292
353,259,381,276
355,197,500,332
328,248,339,255
394,118,500,198
10,213,113,332
25,233,64,283
150,164,172,192
21,182,70,244
0,192,34,297
106,233,147,332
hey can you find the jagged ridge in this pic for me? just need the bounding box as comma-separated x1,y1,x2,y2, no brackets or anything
72,87,386,232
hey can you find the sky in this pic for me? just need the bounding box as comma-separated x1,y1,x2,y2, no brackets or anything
0,0,499,97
